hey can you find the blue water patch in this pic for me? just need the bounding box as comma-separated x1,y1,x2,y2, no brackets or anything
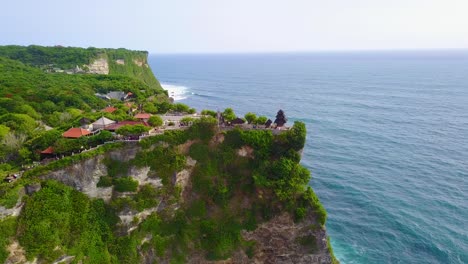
149,52,468,264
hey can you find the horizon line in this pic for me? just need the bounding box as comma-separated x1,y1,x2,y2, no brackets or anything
149,48,468,56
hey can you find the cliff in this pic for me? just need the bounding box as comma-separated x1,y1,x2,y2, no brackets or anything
0,120,338,264
0,45,163,92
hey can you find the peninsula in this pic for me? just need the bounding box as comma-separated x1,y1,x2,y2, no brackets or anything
0,45,338,264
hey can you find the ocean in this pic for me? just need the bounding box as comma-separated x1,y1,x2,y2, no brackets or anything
149,51,468,264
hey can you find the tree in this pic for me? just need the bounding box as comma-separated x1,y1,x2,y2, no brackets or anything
143,103,158,114
222,108,236,122
116,124,150,136
244,112,257,124
148,116,163,127
1,132,27,162
286,121,306,150
172,103,190,113
256,116,268,125
201,109,217,118
2,132,27,152
0,125,10,140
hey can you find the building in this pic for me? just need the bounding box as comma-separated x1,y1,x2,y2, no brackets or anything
95,91,132,101
40,146,55,160
134,113,151,121
102,106,117,114
274,110,287,127
92,117,116,130
62,127,91,138
79,117,92,129
231,117,246,125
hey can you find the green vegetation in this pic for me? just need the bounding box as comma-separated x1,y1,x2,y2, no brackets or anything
17,181,116,263
0,43,332,262
0,45,163,92
148,115,163,127
0,53,167,168
201,109,217,117
22,143,124,179
222,108,236,122
255,115,268,125
244,112,257,124
113,177,139,192
116,124,150,137
0,217,17,263
0,115,331,263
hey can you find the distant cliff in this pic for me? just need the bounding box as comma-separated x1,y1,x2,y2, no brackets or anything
0,120,338,264
0,45,163,92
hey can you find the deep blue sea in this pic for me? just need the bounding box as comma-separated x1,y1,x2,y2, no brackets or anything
149,51,468,264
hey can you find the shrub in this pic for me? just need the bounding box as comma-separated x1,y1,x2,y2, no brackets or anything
296,234,318,253
189,143,210,162
148,115,163,127
0,184,21,208
135,184,160,211
104,158,129,178
244,112,257,124
286,121,306,151
0,217,17,263
97,176,113,187
17,180,115,262
113,177,138,192
116,124,150,136
201,109,217,117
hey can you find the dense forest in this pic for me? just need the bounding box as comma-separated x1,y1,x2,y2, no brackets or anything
0,50,194,169
0,45,162,91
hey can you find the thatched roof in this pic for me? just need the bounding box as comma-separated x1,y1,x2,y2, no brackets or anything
274,109,287,127
231,117,245,125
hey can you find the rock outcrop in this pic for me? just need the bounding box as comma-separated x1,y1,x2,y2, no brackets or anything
87,57,109,74
242,213,332,264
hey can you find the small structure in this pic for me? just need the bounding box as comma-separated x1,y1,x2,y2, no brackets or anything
104,120,150,132
125,102,136,112
231,117,246,125
4,174,19,183
134,113,151,121
62,127,91,138
102,106,117,114
274,109,287,127
40,146,56,160
95,91,132,101
79,117,92,129
265,119,273,128
92,117,116,130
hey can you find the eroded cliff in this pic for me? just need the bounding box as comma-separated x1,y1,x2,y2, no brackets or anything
0,120,338,264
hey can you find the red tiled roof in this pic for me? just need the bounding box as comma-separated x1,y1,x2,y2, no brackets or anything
41,146,54,154
63,128,91,138
103,106,117,113
105,121,149,131
135,113,151,119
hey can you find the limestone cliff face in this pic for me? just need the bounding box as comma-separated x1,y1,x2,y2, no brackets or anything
39,144,143,202
87,57,109,74
25,139,335,264
241,213,332,264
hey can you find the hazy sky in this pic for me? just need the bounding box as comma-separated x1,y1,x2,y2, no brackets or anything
1,0,467,53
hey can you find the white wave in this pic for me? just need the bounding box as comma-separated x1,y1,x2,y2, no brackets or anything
161,83,190,101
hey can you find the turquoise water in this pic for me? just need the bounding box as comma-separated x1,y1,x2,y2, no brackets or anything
149,52,468,264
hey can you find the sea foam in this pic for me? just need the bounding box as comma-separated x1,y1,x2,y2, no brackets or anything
161,83,190,101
